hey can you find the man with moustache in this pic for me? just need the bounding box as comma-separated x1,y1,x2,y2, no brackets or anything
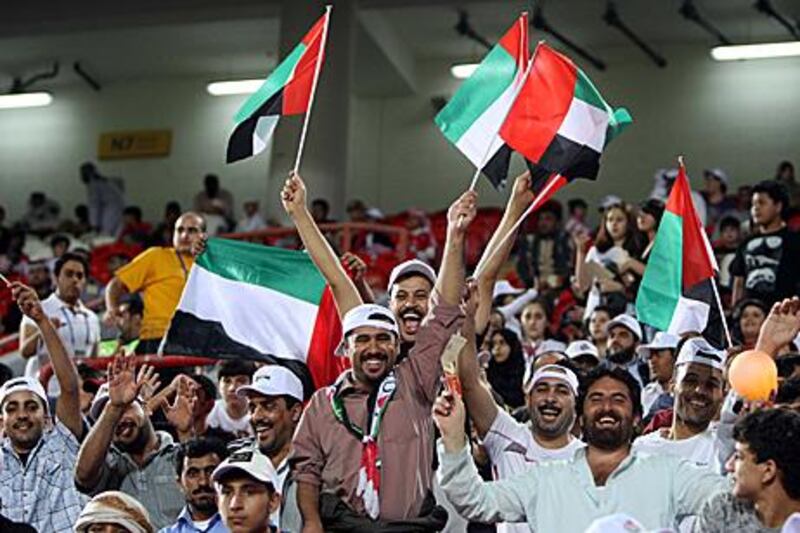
603,314,649,387
236,364,305,531
633,337,726,470
434,365,728,531
285,174,473,531
0,282,86,532
160,437,229,533
75,358,196,529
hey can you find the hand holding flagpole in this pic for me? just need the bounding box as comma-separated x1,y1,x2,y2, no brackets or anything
292,4,333,175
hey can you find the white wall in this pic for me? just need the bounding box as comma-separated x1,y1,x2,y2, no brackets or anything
347,44,800,218
0,79,273,222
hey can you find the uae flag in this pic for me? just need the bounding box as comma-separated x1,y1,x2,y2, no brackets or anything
500,43,632,194
162,238,347,392
636,162,724,347
226,9,330,163
434,13,529,189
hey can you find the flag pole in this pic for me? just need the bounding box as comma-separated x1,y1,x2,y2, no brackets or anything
292,5,333,175
466,20,535,192
711,275,734,349
0,272,10,286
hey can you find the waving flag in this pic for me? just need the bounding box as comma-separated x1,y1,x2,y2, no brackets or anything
227,9,330,163
162,238,347,391
435,13,529,189
636,162,725,347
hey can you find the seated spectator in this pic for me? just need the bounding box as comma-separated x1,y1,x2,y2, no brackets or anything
81,161,126,237
586,305,611,359
98,295,144,356
617,199,664,282
564,198,590,237
603,314,648,387
75,491,154,533
0,282,86,532
519,298,552,361
775,159,800,210
236,199,267,233
702,168,736,234
695,409,800,531
731,180,800,307
150,201,182,247
516,199,572,292
486,328,526,408
405,208,437,264
713,215,742,304
310,198,332,224
344,199,392,254
206,360,256,438
194,174,234,221
733,298,768,350
118,206,153,246
565,339,601,376
20,252,100,394
76,359,195,529
21,191,61,235
25,258,52,299
636,331,679,417
161,437,229,533
70,204,93,237
212,446,283,533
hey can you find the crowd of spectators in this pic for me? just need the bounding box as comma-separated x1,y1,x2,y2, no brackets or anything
0,157,798,532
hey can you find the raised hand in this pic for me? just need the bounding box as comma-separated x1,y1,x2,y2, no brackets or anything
509,171,534,213
756,296,800,357
281,172,308,217
107,354,141,408
448,190,478,233
136,364,161,404
341,252,367,282
163,376,197,434
11,282,46,323
190,235,208,258
432,389,467,452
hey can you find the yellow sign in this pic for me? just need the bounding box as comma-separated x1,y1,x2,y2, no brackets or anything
98,129,172,159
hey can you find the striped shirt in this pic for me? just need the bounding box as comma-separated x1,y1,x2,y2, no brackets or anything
0,420,88,533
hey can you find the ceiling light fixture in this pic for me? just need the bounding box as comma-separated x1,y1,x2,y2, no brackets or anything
207,79,264,96
450,63,479,79
711,41,800,61
0,92,53,110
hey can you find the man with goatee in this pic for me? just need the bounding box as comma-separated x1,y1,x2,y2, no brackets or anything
434,366,728,531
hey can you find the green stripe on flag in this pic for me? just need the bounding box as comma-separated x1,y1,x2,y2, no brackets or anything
573,69,607,111
636,212,683,330
196,238,326,306
435,46,517,144
234,43,307,124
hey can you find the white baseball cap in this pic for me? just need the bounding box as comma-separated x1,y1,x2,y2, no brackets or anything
534,339,567,358
524,363,580,395
237,364,304,403
338,304,400,355
212,446,281,494
492,280,524,300
599,195,623,210
566,340,600,361
606,314,643,342
637,332,680,359
387,259,436,292
0,376,48,412
704,168,730,186
675,337,726,372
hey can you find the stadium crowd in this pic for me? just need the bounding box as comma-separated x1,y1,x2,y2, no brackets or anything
0,158,798,533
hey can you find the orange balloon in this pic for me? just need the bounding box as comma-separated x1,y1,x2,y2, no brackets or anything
728,350,778,401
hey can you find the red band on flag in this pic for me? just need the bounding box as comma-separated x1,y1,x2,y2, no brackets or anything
283,12,328,115
306,286,348,389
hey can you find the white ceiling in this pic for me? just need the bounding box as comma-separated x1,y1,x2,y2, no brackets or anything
0,0,798,92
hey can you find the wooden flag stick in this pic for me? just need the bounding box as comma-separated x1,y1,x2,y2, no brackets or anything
292,4,333,176
0,271,10,287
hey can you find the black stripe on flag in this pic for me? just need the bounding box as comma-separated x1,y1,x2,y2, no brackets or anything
537,134,601,181
163,310,314,399
481,143,513,190
226,89,284,164
684,278,725,349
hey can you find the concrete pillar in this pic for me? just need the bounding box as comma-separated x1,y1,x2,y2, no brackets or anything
266,0,353,219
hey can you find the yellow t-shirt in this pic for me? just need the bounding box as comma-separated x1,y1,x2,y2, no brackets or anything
116,247,194,340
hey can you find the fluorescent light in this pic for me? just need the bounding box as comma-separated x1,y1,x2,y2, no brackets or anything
0,92,53,110
206,79,264,96
711,41,800,61
450,63,479,79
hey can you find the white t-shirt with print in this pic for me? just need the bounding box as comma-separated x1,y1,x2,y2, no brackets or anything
205,399,253,437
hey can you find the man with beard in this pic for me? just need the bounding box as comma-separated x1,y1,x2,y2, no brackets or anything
386,259,437,358
76,356,197,529
237,364,305,531
434,365,727,531
603,314,649,387
286,174,473,531
0,282,86,532
458,302,584,533
160,437,229,533
637,332,679,417
633,337,726,469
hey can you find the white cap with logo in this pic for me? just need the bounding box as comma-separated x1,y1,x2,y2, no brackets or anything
675,337,726,372
637,332,680,359
523,364,580,396
566,340,600,361
492,280,524,300
534,339,567,358
605,314,643,342
237,364,305,403
0,376,48,412
212,446,281,494
387,259,436,292
337,303,400,355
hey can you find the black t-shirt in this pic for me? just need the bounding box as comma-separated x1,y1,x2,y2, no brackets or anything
730,227,800,307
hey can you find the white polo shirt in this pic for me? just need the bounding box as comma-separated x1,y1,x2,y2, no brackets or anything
22,292,100,394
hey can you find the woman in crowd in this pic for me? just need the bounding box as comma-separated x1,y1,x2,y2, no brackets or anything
586,305,611,359
486,328,526,409
734,298,768,350
518,298,552,361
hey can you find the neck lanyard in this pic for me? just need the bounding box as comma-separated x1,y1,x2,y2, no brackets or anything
329,371,396,441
